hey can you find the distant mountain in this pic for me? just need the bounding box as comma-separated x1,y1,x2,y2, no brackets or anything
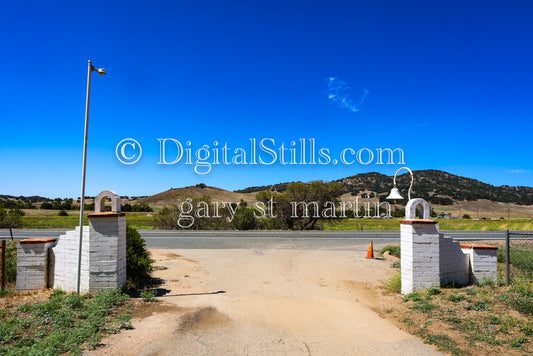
3,170,533,208
134,185,257,206
0,195,51,203
235,170,533,206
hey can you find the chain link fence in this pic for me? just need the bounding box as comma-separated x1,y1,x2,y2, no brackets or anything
506,230,533,284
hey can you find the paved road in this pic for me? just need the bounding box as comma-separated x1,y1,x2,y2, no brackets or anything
0,229,510,250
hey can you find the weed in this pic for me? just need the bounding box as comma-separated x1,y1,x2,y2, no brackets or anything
423,332,470,356
445,307,457,314
487,315,501,325
464,288,477,296
402,317,415,327
140,288,158,302
403,292,423,302
521,326,533,336
448,293,467,302
478,278,496,288
464,301,489,311
427,287,442,296
444,317,462,324
412,300,437,313
0,289,131,354
384,273,401,294
390,260,401,269
510,336,529,348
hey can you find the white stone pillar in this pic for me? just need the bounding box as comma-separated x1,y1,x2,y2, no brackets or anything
400,219,441,294
86,212,127,291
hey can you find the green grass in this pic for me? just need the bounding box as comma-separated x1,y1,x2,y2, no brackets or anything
324,218,533,231
20,213,533,231
0,289,131,355
420,332,470,356
22,215,154,229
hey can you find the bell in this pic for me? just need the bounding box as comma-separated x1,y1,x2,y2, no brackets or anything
386,187,404,200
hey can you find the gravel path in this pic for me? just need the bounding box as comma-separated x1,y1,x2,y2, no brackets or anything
88,248,442,355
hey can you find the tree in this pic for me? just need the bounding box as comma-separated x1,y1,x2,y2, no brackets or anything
0,208,24,240
153,195,232,230
256,181,341,230
233,206,257,230
40,202,53,210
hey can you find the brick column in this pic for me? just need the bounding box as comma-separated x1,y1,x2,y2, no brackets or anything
460,244,498,284
400,219,440,294
16,238,57,291
86,212,127,291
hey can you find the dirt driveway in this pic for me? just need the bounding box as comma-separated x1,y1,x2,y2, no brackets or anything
89,248,442,355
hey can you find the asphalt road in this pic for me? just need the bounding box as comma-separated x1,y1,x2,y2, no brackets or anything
0,229,510,250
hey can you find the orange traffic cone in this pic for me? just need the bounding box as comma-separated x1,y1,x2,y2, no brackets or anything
366,241,374,259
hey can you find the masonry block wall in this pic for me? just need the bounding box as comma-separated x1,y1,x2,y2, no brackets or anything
50,226,91,292
86,212,127,291
16,190,127,293
400,217,498,294
461,244,498,284
50,212,126,293
400,220,441,294
439,236,470,286
16,238,57,291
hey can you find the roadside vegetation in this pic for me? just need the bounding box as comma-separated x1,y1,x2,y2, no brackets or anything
384,282,533,355
325,218,533,231
20,213,154,229
0,226,154,354
0,289,132,355
381,238,533,355
19,214,533,231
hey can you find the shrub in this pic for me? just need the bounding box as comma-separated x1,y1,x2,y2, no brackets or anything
4,241,17,282
462,214,472,219
126,226,154,289
233,206,257,230
379,245,401,258
58,210,69,216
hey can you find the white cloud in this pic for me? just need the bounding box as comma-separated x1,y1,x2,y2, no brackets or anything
325,77,368,113
506,169,525,174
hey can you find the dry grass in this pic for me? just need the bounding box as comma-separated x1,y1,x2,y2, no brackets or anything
382,284,533,355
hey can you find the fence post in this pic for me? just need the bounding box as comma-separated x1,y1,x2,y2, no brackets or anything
1,240,5,291
505,229,510,286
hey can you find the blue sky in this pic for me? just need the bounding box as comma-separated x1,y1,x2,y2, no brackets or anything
1,0,532,198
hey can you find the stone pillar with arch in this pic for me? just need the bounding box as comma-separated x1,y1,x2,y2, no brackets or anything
400,198,441,294
48,190,126,292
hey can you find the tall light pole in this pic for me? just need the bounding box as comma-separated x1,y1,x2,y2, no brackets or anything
77,60,106,293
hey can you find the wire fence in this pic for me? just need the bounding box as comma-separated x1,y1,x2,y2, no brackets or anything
506,230,533,284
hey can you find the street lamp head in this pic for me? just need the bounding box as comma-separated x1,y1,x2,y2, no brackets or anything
90,64,107,77
94,68,107,77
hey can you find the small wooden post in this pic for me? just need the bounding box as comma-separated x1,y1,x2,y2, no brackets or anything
1,240,6,291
